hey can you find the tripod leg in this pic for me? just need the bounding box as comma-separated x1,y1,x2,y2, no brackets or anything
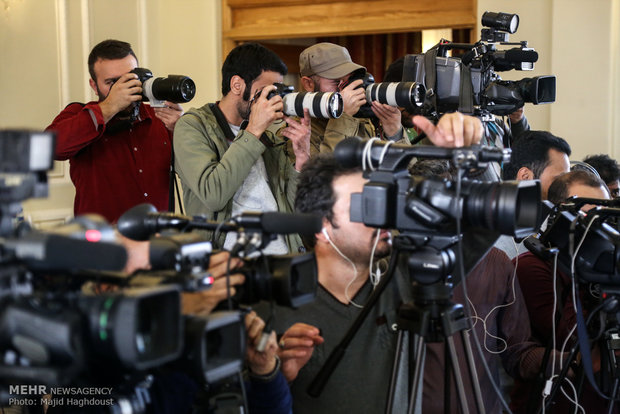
461,330,486,414
407,334,427,414
446,335,471,414
386,330,405,414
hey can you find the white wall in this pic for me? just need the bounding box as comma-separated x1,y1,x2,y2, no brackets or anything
0,0,222,226
477,0,620,161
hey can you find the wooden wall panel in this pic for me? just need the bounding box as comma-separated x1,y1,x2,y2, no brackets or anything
222,0,476,54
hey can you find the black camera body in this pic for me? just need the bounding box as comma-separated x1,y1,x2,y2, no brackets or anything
130,67,196,107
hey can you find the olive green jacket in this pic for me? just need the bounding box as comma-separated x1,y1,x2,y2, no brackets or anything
173,103,304,253
314,113,409,153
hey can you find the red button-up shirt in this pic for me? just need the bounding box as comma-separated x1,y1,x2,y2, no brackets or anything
48,102,172,223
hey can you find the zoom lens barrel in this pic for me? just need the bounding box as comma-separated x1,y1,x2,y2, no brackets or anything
281,91,343,119
143,76,196,104
365,82,425,112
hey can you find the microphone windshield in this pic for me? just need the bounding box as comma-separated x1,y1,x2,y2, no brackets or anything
117,204,159,241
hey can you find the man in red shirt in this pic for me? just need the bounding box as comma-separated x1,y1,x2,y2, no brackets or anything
47,39,183,223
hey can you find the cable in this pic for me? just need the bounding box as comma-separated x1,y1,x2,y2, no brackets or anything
454,167,513,413
368,229,383,288
324,232,363,308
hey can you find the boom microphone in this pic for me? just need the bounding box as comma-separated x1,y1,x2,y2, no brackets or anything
117,204,322,241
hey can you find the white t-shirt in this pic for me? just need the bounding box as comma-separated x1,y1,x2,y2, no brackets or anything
223,124,289,255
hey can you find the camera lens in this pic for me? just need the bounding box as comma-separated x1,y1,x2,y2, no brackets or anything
365,82,425,112
462,180,540,237
281,91,343,119
149,75,196,103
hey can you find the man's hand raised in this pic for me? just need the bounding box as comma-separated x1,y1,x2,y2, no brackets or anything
412,112,483,147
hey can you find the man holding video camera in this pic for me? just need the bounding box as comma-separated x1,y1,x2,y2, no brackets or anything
174,42,310,254
47,39,183,224
299,42,408,154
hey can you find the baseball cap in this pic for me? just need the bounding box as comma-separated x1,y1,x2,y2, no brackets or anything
299,42,366,79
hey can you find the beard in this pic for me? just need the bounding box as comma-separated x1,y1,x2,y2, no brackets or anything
236,98,251,120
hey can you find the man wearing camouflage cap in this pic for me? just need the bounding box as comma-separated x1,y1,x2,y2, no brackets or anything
299,42,408,154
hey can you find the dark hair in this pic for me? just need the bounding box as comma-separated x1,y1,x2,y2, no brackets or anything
547,170,609,204
502,130,572,180
384,57,405,82
295,154,362,248
409,159,457,180
221,42,287,100
583,154,620,185
88,39,137,81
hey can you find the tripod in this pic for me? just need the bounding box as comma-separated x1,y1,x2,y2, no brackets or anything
385,282,485,414
307,233,493,414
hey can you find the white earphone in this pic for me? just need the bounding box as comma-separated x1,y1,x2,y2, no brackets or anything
322,227,331,241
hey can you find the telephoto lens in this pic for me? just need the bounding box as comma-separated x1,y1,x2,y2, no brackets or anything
281,91,343,119
365,82,426,112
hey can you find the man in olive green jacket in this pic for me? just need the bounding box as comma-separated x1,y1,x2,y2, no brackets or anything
173,43,310,254
299,42,409,154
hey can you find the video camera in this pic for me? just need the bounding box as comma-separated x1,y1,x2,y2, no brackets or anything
0,131,246,412
118,203,320,308
265,83,343,119
335,137,541,283
526,198,620,287
401,11,555,118
130,67,196,108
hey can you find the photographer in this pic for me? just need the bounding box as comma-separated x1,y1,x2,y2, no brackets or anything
257,113,487,413
298,42,408,154
173,43,309,254
512,170,614,413
47,39,183,223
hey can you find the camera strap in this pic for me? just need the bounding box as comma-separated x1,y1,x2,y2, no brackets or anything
209,102,275,148
458,65,474,115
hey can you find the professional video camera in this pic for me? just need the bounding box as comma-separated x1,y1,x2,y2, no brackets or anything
266,83,343,119
401,11,556,118
130,67,196,107
118,203,320,308
336,136,541,240
526,198,620,286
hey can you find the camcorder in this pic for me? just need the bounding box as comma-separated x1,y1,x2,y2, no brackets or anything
400,11,555,119
265,83,343,119
130,67,196,108
335,136,541,284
